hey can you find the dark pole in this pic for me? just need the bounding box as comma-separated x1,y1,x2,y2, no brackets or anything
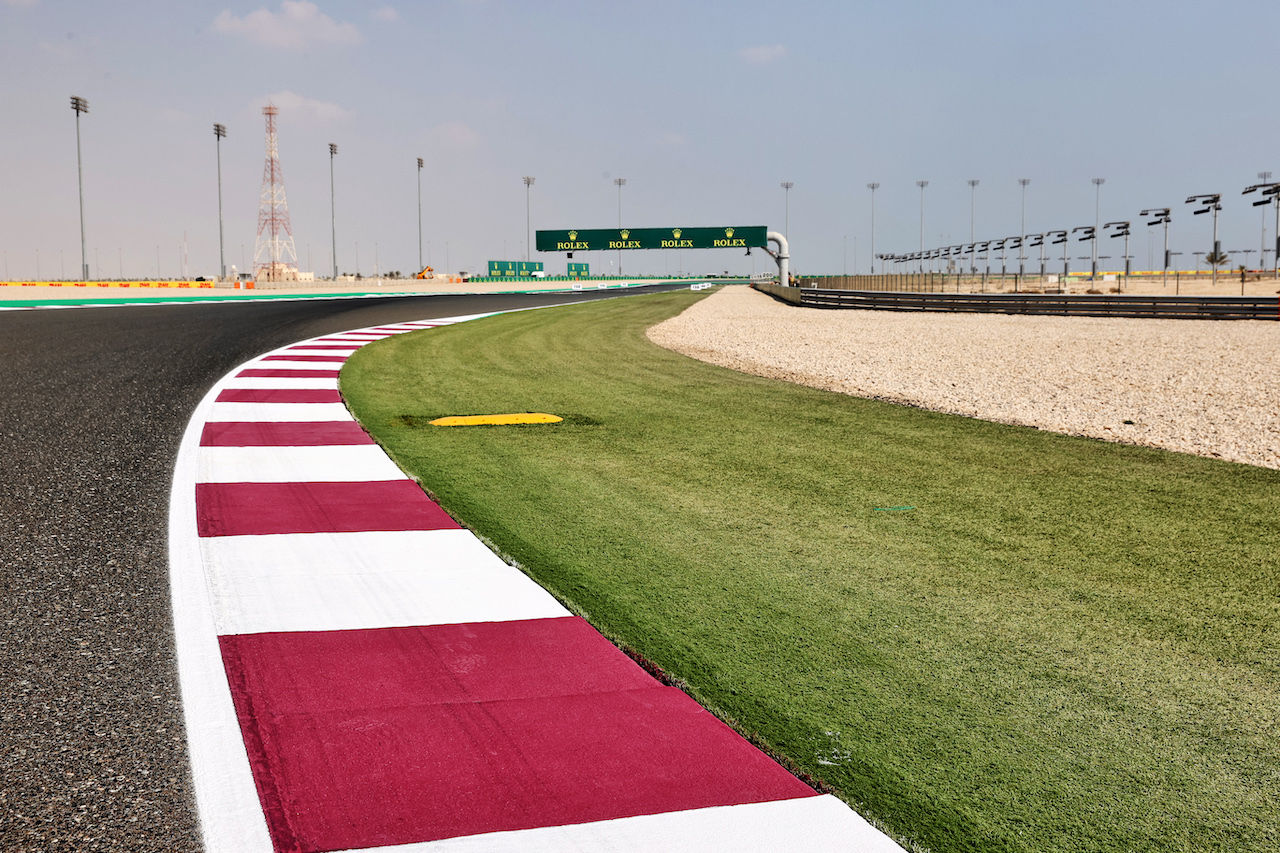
71,96,89,280
917,180,928,272
417,158,424,271
523,176,536,264
329,143,338,278
867,182,879,274
1164,218,1170,287
214,123,227,280
1092,178,1105,278
615,177,626,276
1018,178,1029,279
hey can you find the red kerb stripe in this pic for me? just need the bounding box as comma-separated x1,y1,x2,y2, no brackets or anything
200,421,373,446
195,480,459,536
220,619,814,851
237,369,341,378
216,389,343,403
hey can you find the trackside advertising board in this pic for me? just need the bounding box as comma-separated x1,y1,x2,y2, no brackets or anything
536,226,768,253
488,261,544,276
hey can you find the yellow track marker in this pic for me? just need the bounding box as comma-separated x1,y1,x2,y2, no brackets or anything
429,413,563,426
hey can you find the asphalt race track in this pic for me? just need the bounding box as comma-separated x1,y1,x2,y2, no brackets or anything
0,286,684,852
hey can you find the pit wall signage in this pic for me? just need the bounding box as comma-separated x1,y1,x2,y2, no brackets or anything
487,261,544,276
536,226,768,252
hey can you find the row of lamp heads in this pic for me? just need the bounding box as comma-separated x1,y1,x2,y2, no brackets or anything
877,183,1280,265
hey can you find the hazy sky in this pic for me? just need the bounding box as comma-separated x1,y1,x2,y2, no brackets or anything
3,0,1279,279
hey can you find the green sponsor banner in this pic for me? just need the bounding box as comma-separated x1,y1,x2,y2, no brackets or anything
567,262,590,277
487,260,544,276
536,226,768,253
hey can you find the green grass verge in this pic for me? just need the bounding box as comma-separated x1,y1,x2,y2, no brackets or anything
340,290,1280,853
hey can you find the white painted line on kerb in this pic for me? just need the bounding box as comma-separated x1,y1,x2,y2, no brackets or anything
331,795,902,853
206,402,354,422
276,348,360,356
201,529,571,635
196,445,409,484
240,359,348,370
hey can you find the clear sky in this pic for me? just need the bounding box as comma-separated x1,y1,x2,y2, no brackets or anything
3,0,1278,280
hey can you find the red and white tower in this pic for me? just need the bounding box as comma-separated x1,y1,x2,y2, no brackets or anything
253,104,298,282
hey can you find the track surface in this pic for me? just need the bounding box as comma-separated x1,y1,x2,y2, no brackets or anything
0,287,683,852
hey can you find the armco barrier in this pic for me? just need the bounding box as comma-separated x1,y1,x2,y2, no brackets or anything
755,281,804,305
754,284,1280,320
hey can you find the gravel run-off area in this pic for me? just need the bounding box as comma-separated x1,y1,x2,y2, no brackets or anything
647,285,1280,470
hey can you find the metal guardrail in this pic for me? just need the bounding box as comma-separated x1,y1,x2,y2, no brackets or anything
755,284,1279,320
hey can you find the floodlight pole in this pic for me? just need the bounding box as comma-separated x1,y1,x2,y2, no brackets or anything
917,180,928,271
329,143,338,278
1092,178,1105,278
968,179,979,245
867,182,879,274
1247,181,1280,277
1270,187,1280,278
1213,202,1219,287
523,176,535,264
214,123,227,280
1105,221,1132,292
1142,208,1172,289
781,181,794,240
1259,172,1272,271
1018,179,1029,278
418,158,425,271
1189,194,1223,287
1163,217,1169,287
614,177,626,276
71,96,89,280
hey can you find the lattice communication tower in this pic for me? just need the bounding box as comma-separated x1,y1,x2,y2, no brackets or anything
253,104,299,282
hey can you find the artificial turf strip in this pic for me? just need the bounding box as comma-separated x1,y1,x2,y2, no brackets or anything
340,290,1280,853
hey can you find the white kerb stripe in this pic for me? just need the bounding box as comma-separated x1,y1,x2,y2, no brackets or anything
278,347,362,356
201,529,570,635
196,445,408,484
206,402,353,422
243,359,348,370
329,795,904,853
169,374,274,853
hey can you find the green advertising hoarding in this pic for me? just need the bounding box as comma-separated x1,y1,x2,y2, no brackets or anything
536,226,768,253
488,260,544,276
567,263,589,277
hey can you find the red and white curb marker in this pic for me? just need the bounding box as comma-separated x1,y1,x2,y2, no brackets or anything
169,313,904,853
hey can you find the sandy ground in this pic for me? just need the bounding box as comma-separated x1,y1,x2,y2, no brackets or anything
648,285,1280,470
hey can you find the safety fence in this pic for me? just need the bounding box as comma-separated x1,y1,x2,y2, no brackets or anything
755,283,1280,320
801,274,963,292
800,271,1280,293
